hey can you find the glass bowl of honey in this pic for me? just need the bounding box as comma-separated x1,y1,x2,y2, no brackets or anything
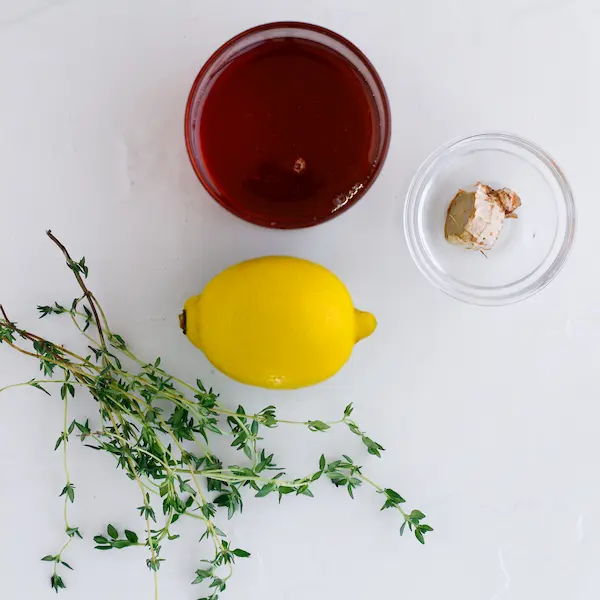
185,22,391,229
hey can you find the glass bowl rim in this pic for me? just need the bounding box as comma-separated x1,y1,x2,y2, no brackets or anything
403,131,577,306
184,21,392,229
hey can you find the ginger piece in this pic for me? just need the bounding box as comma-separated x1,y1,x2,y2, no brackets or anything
484,184,521,218
445,183,521,251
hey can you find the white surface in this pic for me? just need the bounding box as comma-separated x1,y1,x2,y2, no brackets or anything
0,1,599,599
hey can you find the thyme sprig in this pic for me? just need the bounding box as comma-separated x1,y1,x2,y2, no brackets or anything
0,232,432,599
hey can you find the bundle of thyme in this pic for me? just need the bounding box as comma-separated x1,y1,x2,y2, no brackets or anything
0,232,432,599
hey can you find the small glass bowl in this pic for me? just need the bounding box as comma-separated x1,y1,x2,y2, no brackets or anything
404,133,576,305
184,22,391,229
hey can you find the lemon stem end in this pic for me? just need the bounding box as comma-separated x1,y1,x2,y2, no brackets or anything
355,309,377,342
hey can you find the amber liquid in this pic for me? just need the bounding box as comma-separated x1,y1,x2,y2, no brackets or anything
199,37,381,228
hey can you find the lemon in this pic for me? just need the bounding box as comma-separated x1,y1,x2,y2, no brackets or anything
181,256,376,389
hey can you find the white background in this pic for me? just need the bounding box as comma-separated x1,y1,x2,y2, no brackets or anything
1,0,599,598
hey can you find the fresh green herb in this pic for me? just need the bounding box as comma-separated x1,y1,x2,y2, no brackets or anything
0,232,432,599
94,524,142,550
